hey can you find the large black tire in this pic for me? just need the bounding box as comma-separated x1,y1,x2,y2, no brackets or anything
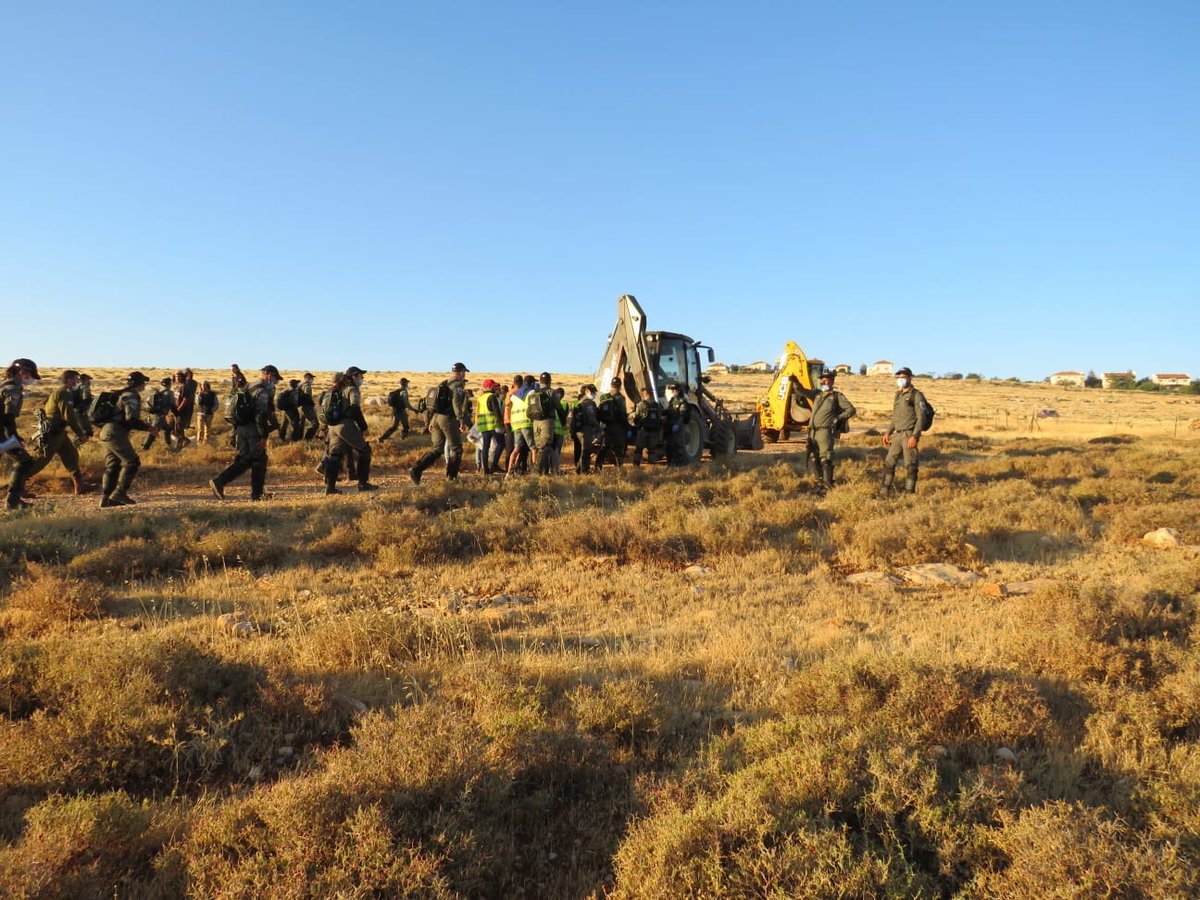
680,417,703,464
710,421,736,458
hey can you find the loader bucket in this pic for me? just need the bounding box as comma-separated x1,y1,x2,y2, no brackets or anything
734,413,764,451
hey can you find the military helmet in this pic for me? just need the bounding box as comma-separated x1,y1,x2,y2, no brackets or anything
12,358,40,379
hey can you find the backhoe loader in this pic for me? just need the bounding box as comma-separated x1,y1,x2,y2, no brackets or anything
596,295,762,464
756,340,826,442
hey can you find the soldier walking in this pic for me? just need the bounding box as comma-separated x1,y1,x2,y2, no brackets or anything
380,377,417,441
808,370,857,490
411,362,471,484
299,372,320,440
25,369,94,495
276,379,304,442
880,366,929,496
209,365,282,501
2,359,41,510
322,366,379,494
98,371,155,508
142,377,177,451
173,369,197,448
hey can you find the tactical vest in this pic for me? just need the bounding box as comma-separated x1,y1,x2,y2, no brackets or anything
476,393,498,432
509,393,530,430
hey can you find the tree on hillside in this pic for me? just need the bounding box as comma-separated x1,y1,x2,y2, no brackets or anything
1185,380,1200,395
859,364,867,376
1084,370,1102,388
1108,374,1137,391
965,373,982,381
1135,378,1160,392
942,372,963,380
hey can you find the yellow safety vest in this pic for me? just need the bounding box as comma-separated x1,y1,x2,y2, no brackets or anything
554,400,569,437
510,392,530,430
476,392,498,432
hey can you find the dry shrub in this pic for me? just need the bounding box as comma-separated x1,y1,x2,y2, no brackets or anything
191,528,286,570
67,536,184,581
4,563,108,626
0,791,183,898
971,801,1191,896
1094,498,1200,544
568,679,660,748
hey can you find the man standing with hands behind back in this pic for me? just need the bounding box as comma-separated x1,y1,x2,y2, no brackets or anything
880,366,929,497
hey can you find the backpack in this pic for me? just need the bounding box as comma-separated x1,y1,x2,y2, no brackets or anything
225,388,257,426
276,387,298,412
431,382,454,416
526,388,551,421
317,389,346,426
88,391,121,425
146,388,169,416
387,388,404,411
640,402,663,431
596,394,618,424
914,391,935,432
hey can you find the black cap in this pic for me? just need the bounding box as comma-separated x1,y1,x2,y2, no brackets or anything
261,364,281,378
79,373,92,380
12,358,40,379
127,371,149,385
160,377,172,386
896,367,913,378
303,372,314,379
611,377,621,387
400,377,409,384
819,369,835,382
346,366,367,376
451,362,469,373
289,379,300,387
539,371,552,382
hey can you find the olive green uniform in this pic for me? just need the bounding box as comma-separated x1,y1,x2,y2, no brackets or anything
665,394,690,464
380,386,417,440
809,389,857,487
326,383,375,491
412,379,469,481
528,387,561,475
211,383,278,499
27,386,92,482
597,392,629,468
883,387,928,493
2,377,36,509
99,390,152,504
631,398,664,465
571,397,600,474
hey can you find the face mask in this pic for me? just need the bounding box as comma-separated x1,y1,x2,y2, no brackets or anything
896,378,909,389
819,384,831,393
20,375,33,387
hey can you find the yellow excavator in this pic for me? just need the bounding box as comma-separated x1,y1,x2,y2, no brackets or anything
596,294,762,463
756,341,827,443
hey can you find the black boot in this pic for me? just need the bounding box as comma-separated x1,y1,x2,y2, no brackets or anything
878,468,895,498
904,465,919,494
357,451,378,491
250,463,268,501
822,460,835,490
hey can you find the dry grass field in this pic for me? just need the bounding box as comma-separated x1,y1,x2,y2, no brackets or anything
2,370,1199,897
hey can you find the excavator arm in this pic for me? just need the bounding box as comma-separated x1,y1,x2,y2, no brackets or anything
596,294,660,402
757,341,818,442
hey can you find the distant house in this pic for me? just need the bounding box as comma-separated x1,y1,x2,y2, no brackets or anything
742,360,774,374
706,362,730,376
1049,371,1085,387
1102,372,1136,389
834,364,853,375
867,360,893,377
1152,373,1191,388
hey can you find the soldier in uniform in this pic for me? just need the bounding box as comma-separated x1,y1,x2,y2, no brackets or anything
174,369,197,448
631,386,665,466
808,370,857,490
74,373,94,432
209,364,282,501
410,362,470,484
195,381,218,444
528,372,562,476
880,366,928,496
299,372,320,440
323,366,379,494
142,377,177,451
276,379,304,442
380,377,417,441
25,369,94,495
99,371,155,508
571,384,600,474
596,377,630,468
2,358,41,510
664,383,691,465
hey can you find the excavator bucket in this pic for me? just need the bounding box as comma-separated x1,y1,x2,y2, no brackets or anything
734,413,764,451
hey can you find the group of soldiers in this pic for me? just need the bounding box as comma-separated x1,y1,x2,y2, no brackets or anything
2,356,930,510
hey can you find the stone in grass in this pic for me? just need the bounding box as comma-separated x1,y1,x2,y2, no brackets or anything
899,563,983,587
1143,528,1183,549
994,746,1017,764
683,565,711,578
845,571,903,587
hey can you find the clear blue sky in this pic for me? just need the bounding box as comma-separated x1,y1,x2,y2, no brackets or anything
3,1,1197,380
